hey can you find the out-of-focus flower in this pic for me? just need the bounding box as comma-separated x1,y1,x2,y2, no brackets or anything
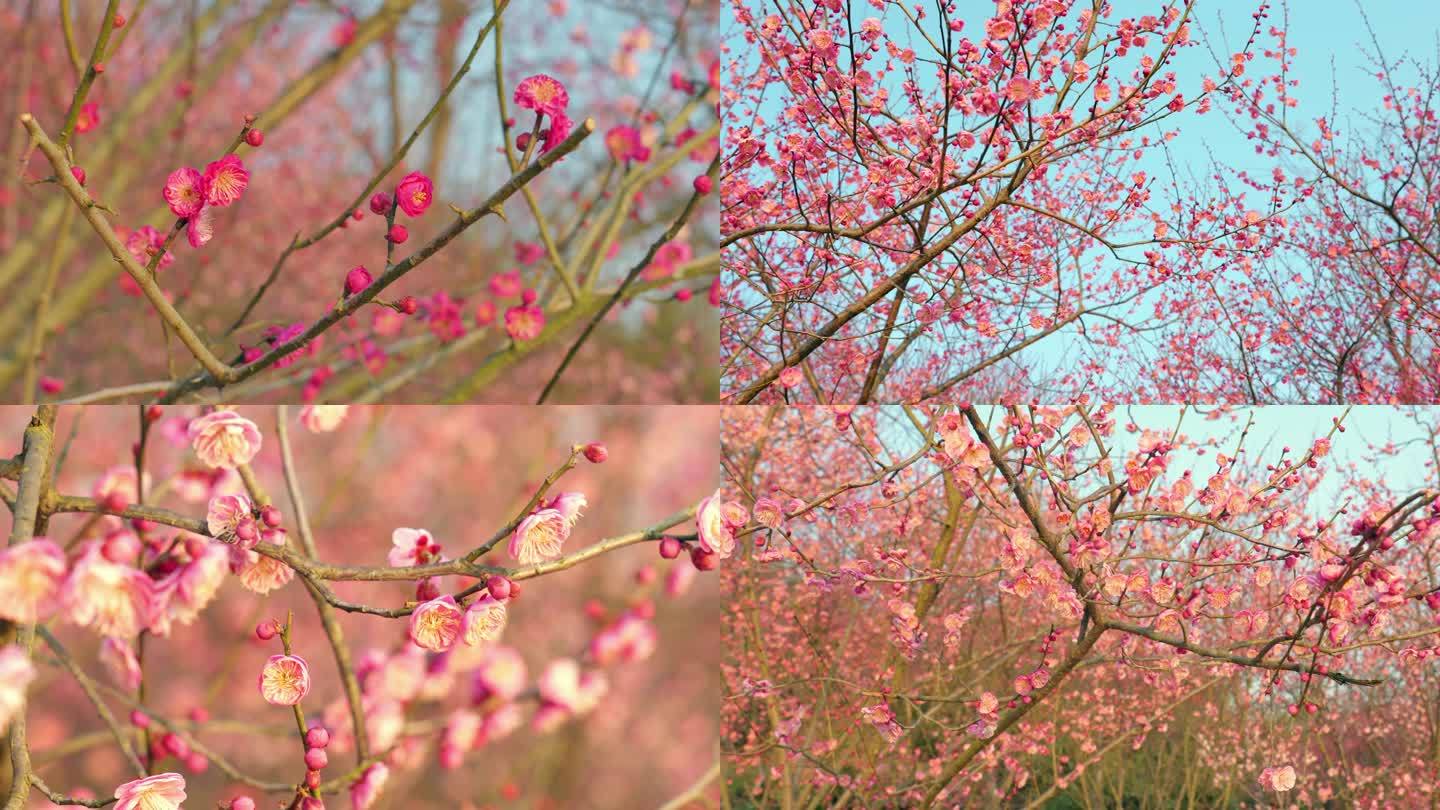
0,538,66,623
509,509,569,564
300,404,349,433
64,543,155,637
0,646,36,735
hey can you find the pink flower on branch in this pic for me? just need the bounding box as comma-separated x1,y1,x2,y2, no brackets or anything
113,772,186,810
395,171,434,217
409,594,464,652
514,74,570,119
510,509,570,564
162,167,206,218
188,410,262,469
259,654,311,705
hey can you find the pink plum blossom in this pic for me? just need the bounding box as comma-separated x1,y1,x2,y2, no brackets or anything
188,410,262,469
514,74,569,118
409,595,464,652
260,654,311,705
113,772,186,810
509,508,569,564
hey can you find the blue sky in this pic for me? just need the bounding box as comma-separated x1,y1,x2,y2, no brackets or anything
724,1,1440,395
872,404,1439,516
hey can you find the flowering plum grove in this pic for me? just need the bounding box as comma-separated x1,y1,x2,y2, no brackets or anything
719,0,1440,404
721,404,1440,807
0,0,719,404
0,404,726,808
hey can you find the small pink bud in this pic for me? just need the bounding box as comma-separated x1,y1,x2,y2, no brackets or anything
487,575,513,601
582,442,608,463
163,732,189,758
112,13,126,27
387,223,408,243
399,295,418,315
693,175,713,194
245,129,264,147
369,191,393,215
130,710,150,728
658,536,681,559
235,520,258,544
675,289,693,302
185,751,208,772
71,166,87,186
188,706,210,724
93,62,106,74
102,491,128,513
146,404,163,422
230,798,256,810
1287,704,1300,716
635,565,656,585
260,504,282,527
304,747,328,770
689,545,718,571
304,770,321,790
521,288,538,305
255,621,277,641
305,726,330,749
345,266,373,296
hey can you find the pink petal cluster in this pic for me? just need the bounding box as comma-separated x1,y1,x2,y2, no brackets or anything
188,410,262,469
64,543,155,638
696,489,745,559
546,491,586,527
349,763,390,810
207,493,256,546
113,772,186,810
503,304,546,342
395,171,434,217
409,595,464,652
604,125,651,162
513,74,570,119
162,155,248,247
0,538,66,623
388,527,441,567
260,654,311,705
229,528,295,594
509,508,570,564
462,594,508,646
